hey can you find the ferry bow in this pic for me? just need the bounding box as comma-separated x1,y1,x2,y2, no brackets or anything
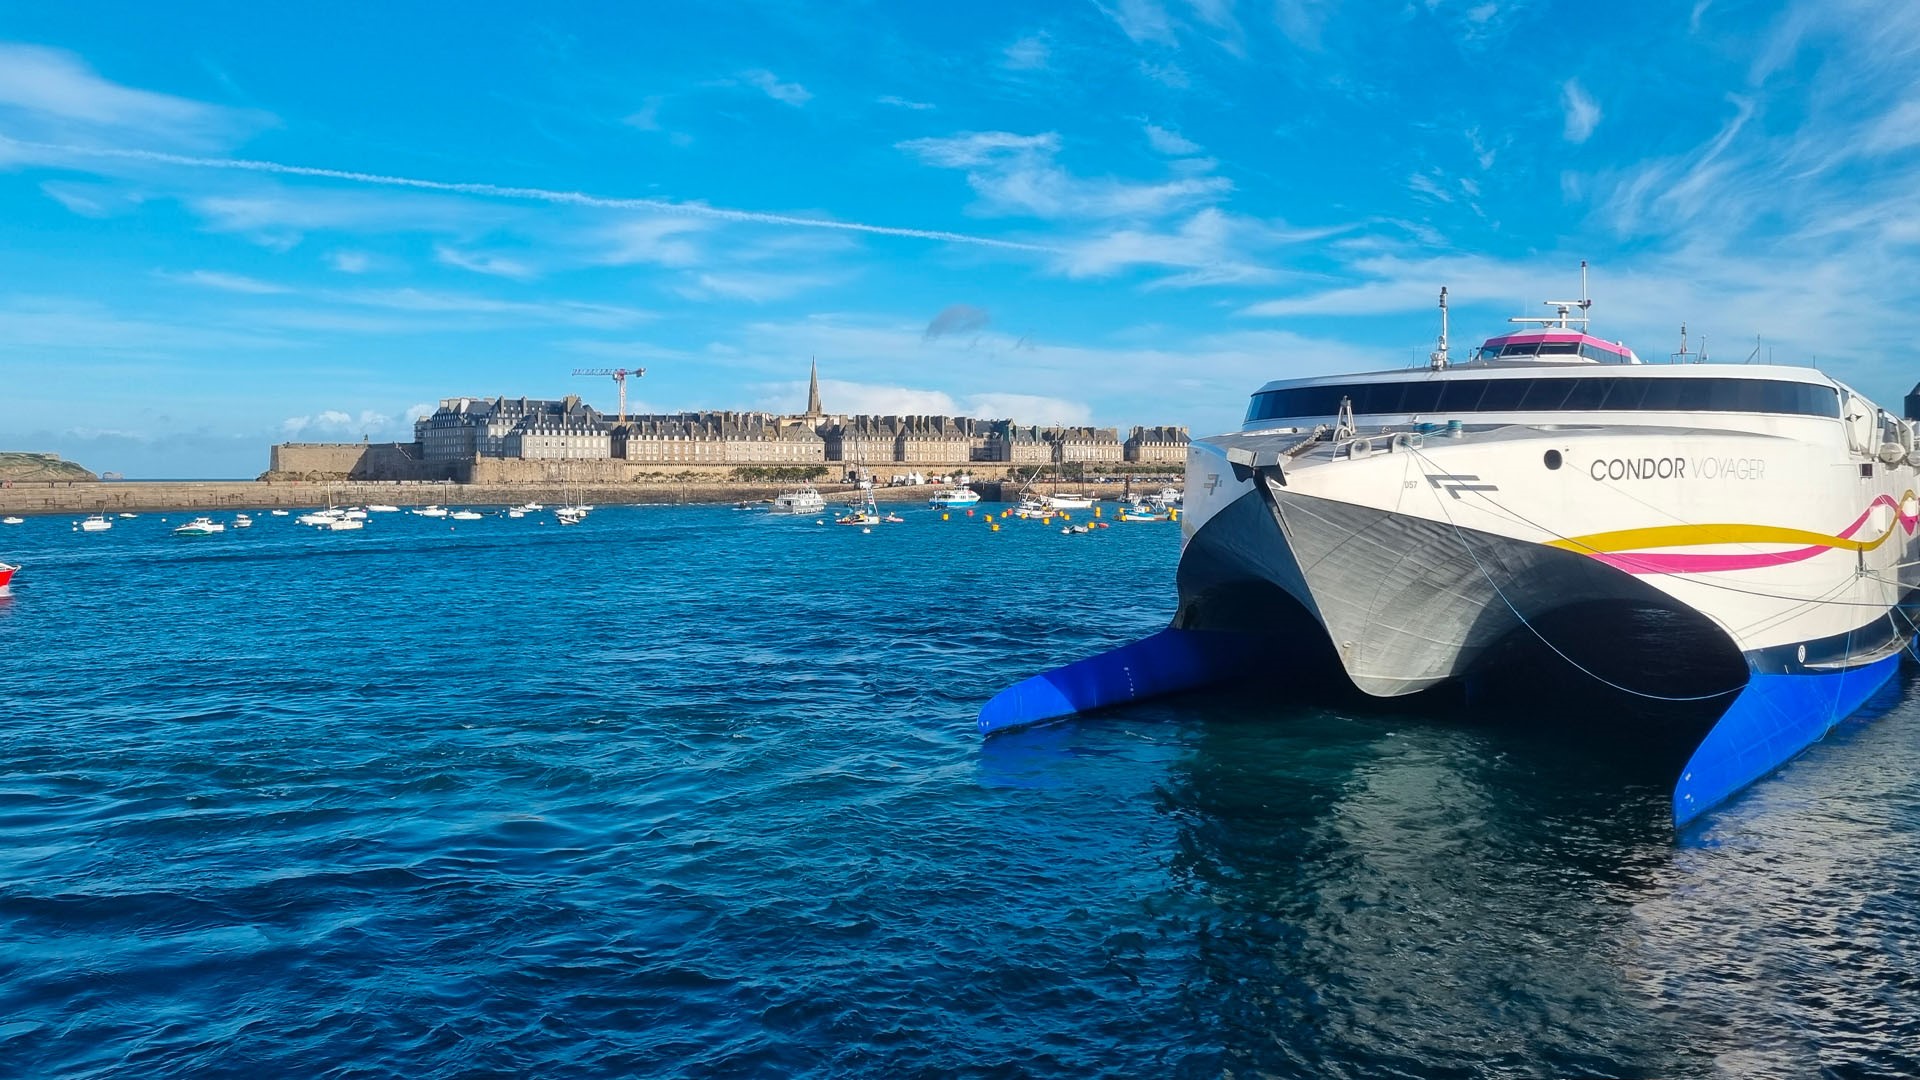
981,275,1920,828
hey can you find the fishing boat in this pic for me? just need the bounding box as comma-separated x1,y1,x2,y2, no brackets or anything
836,489,885,526
984,267,1920,828
1146,486,1183,509
233,514,253,529
450,510,483,521
771,484,827,515
928,487,982,509
556,506,585,525
79,514,112,532
173,517,224,536
0,562,15,588
1118,502,1170,522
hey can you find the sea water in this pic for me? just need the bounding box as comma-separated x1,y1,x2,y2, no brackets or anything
1,504,1916,1077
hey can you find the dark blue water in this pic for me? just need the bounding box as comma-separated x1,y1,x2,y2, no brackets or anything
2,505,1918,1078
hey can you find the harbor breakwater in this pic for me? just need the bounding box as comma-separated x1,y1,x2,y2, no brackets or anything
0,478,1169,516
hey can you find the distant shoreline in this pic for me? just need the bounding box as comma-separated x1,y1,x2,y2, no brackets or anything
0,477,1177,516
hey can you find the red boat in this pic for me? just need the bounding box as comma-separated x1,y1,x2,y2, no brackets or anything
0,562,16,589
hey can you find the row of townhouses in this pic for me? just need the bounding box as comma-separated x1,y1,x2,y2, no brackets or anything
410,366,1188,469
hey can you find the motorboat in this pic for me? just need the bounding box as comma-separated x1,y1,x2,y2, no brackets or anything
79,514,112,532
928,487,982,509
343,509,369,520
450,510,483,521
118,513,138,519
366,504,401,513
1009,497,1053,520
233,514,253,529
0,562,15,588
520,502,544,511
1146,487,1183,509
297,508,343,526
556,505,587,525
1044,493,1096,510
319,517,364,531
1117,502,1170,522
412,505,449,518
507,509,526,519
270,509,290,517
1,517,22,526
1060,524,1091,535
985,268,1920,828
771,484,827,515
173,517,225,536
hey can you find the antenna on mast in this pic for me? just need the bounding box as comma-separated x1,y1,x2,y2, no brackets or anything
1671,322,1691,364
1430,286,1451,370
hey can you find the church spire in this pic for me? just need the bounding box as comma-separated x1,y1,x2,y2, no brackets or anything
806,356,823,417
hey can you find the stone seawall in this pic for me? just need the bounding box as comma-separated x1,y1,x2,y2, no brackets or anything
0,480,983,516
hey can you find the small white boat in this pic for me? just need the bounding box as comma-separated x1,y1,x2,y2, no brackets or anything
343,509,369,520
771,485,827,515
520,502,544,511
507,509,526,519
118,513,138,519
79,514,112,532
320,517,364,531
928,487,982,509
233,514,253,529
174,517,225,536
1,517,22,525
1145,486,1183,509
556,507,585,525
412,505,449,518
297,509,342,526
366,504,401,513
450,510,483,521
1044,493,1096,510
270,509,290,517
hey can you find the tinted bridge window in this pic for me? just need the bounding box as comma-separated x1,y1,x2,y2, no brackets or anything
1245,377,1841,423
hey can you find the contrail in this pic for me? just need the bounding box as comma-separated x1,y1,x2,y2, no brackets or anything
0,135,1056,254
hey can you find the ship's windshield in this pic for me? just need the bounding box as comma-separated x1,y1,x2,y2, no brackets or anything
1473,341,1622,362
1246,376,1840,423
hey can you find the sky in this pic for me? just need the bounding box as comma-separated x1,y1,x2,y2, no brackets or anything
3,0,1919,477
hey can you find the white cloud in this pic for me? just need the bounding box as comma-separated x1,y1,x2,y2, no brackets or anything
1145,123,1201,155
327,250,373,273
898,130,1232,219
741,69,811,107
334,288,654,328
594,216,709,267
814,380,959,416
160,269,291,294
1862,97,1920,155
674,270,836,302
1103,0,1177,45
624,95,665,130
1562,79,1601,143
434,243,537,280
1054,208,1309,286
877,94,935,110
965,392,1091,424
1003,35,1050,70
0,42,269,150
280,408,397,438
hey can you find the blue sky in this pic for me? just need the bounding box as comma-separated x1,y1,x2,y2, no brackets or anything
2,1,1917,477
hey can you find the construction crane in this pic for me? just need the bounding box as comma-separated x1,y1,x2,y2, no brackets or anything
571,367,646,423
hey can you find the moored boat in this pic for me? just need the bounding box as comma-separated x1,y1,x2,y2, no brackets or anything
1,517,21,526
79,514,112,532
173,517,225,536
0,562,16,588
771,484,827,515
233,514,253,529
984,269,1920,827
450,510,483,521
928,487,982,509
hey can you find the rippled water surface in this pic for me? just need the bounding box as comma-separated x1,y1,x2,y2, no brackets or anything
2,503,1918,1077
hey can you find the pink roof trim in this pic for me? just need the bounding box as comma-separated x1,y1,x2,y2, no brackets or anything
1479,331,1632,358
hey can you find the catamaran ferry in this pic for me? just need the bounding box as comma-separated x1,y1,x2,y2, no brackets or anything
983,269,1920,826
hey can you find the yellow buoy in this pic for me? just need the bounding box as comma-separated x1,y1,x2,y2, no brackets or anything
1094,507,1102,517
991,523,999,532
941,512,949,521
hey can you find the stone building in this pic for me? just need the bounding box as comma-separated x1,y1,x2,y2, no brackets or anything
615,412,826,467
895,416,975,464
417,395,610,462
1047,425,1124,466
973,422,1053,464
1124,425,1189,465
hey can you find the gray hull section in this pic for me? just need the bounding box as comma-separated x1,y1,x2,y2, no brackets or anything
1177,484,1729,697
